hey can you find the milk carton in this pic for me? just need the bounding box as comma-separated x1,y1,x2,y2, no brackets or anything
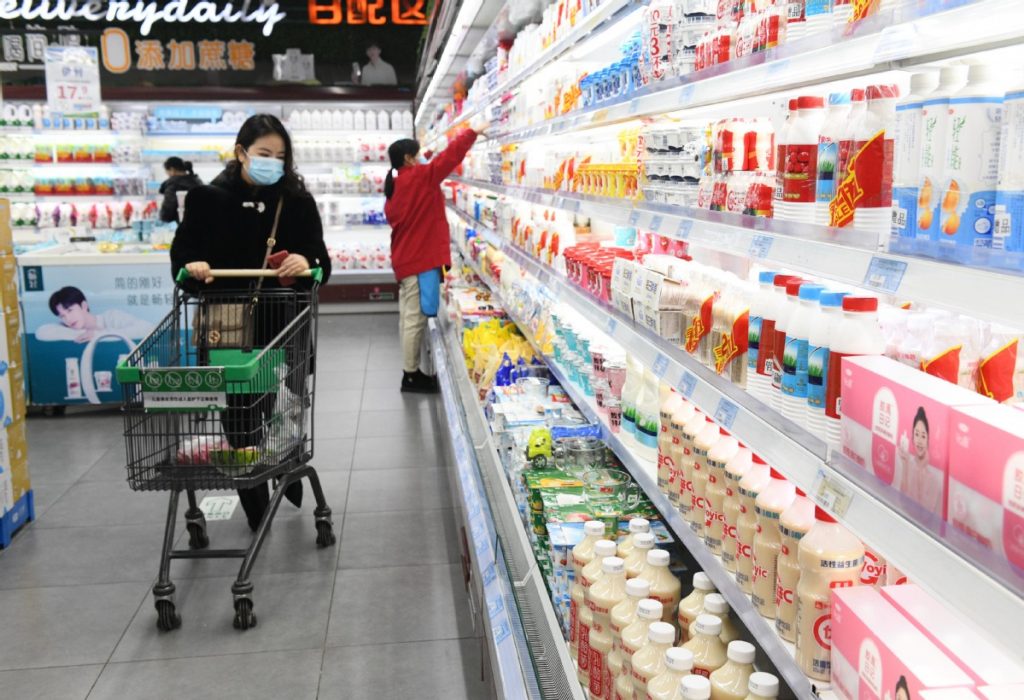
947,403,1024,571
840,355,993,519
830,586,975,700
918,691,982,700
994,85,1024,255
978,686,1024,700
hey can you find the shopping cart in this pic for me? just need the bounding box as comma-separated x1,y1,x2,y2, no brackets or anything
115,268,335,632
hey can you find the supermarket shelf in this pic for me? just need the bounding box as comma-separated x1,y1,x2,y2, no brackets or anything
327,269,394,285
448,177,1024,327
446,203,503,248
323,225,390,234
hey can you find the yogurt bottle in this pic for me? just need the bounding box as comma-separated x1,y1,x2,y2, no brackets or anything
590,557,630,699
832,88,866,227
751,468,797,618
824,296,885,451
636,370,662,461
937,63,1004,252
795,506,865,682
631,622,677,699
686,593,741,645
774,488,815,642
917,64,970,241
779,96,826,224
703,430,740,556
610,578,652,687
689,419,723,534
625,532,657,579
677,411,708,517
677,572,716,644
853,84,900,247
721,446,753,573
805,291,848,435
682,614,728,678
780,284,825,424
622,355,645,444
746,271,778,401
709,641,757,700
860,545,888,587
994,82,1024,253
658,391,686,494
892,73,940,242
814,92,853,227
743,672,780,700
770,278,805,413
666,401,699,500
580,540,619,686
639,549,681,623
619,518,653,561
751,275,797,405
618,598,665,700
735,456,771,593
678,675,712,700
647,648,696,700
571,520,607,660
772,99,798,222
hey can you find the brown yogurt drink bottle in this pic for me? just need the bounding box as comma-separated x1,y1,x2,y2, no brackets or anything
667,402,698,503
590,556,630,700
571,521,607,660
704,430,740,556
619,518,652,560
775,488,815,642
610,578,652,689
580,540,619,686
659,390,685,495
795,506,865,682
677,675,713,700
682,614,728,678
751,468,796,619
721,447,753,573
688,419,723,535
734,457,771,593
687,594,740,645
625,532,657,579
677,572,716,644
677,411,707,518
646,647,696,700
709,641,757,700
638,549,681,623
630,621,677,700
617,599,665,700
742,672,780,700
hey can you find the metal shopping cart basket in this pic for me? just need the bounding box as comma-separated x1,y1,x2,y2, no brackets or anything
115,267,334,632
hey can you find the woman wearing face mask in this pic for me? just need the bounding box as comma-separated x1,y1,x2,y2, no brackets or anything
384,119,487,393
171,114,331,531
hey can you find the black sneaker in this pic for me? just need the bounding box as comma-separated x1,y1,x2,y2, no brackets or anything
401,370,439,394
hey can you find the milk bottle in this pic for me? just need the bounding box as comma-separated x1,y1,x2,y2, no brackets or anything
639,549,681,623
571,520,607,660
746,271,778,400
618,599,665,700
619,518,652,560
709,641,756,700
721,447,753,573
636,370,662,461
815,92,853,226
647,648,696,700
622,355,645,444
678,675,712,700
581,540,619,685
751,468,797,618
682,614,728,678
659,390,686,494
590,557,630,699
824,296,885,451
625,532,657,579
795,506,865,682
832,88,866,227
775,488,815,642
994,81,1024,253
852,84,899,246
687,593,741,645
666,402,699,501
772,99,798,221
743,672,780,700
780,284,825,423
751,275,796,405
860,545,888,587
610,578,652,687
677,572,716,644
689,419,723,534
770,278,804,412
703,430,740,556
917,65,969,241
735,456,771,593
779,96,827,224
805,291,847,435
892,73,940,241
631,622,677,699
677,411,708,517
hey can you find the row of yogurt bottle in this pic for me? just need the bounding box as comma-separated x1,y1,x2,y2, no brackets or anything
284,108,413,133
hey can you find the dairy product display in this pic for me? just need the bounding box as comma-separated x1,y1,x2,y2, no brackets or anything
709,641,756,700
744,672,780,700
682,614,728,678
677,572,716,644
647,647,696,700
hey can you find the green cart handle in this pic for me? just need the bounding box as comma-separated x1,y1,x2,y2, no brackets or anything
175,267,324,284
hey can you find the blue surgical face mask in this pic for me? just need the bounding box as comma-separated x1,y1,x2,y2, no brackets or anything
245,151,285,186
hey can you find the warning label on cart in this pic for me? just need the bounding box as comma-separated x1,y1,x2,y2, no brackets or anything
141,368,227,411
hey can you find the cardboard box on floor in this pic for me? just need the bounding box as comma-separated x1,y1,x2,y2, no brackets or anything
0,199,12,256
8,419,27,506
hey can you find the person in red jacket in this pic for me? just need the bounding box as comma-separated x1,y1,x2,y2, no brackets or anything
384,123,485,393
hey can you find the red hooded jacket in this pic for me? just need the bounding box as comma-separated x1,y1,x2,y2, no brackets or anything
385,128,478,281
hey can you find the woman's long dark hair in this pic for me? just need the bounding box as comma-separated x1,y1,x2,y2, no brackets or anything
384,138,420,199
225,114,307,196
164,156,194,174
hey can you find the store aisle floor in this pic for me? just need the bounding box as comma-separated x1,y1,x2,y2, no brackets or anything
0,313,492,700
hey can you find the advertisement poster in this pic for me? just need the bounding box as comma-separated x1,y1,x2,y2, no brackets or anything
20,259,173,405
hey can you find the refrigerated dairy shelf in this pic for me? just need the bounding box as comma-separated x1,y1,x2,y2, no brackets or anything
326,269,395,285
451,211,1024,663
448,178,1024,326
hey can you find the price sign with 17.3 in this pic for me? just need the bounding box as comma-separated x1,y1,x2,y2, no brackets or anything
45,46,101,115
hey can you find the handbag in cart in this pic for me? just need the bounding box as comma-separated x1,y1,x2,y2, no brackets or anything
193,199,284,349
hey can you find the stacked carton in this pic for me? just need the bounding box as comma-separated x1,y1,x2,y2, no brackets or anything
0,198,31,548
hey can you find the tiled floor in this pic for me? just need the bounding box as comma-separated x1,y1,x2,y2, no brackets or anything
0,313,492,700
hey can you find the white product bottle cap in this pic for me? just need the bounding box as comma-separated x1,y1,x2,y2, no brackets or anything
692,572,715,592
939,64,969,87
595,540,618,558
648,621,676,645
747,672,780,698
909,71,939,95
626,578,651,599
664,647,695,672
679,674,712,700
646,549,670,567
694,614,723,637
727,640,756,664
637,599,664,621
703,593,729,615
629,518,651,534
602,556,626,575
584,521,607,536
634,532,656,550
967,62,997,84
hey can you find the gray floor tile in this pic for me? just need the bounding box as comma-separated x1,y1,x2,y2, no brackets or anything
317,369,364,390
351,433,445,470
78,446,131,483
0,664,103,699
363,349,404,371
319,638,491,700
112,571,335,662
339,508,459,570
0,523,163,589
356,407,440,438
90,649,321,700
312,438,355,471
0,581,149,670
364,369,401,389
327,564,471,647
346,467,452,514
359,386,438,412
29,480,76,516
34,481,167,529
28,444,110,485
313,408,360,438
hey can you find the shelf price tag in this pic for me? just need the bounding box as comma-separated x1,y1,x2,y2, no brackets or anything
628,99,641,116
629,210,642,227
713,397,738,429
565,198,582,213
766,58,790,79
678,370,697,398
863,256,908,294
676,219,693,239
748,234,774,259
494,618,512,644
483,562,498,587
678,84,695,107
652,353,669,379
811,468,854,518
649,215,664,233
487,595,505,619
605,317,618,337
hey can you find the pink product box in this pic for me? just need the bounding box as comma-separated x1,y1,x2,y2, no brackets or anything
840,356,993,520
919,690,982,700
831,586,975,700
978,685,1024,700
948,403,1024,572
882,584,1024,687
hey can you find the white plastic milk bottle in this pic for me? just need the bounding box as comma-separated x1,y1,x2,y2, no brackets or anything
647,648,696,700
743,672,780,700
580,540,619,686
917,64,969,241
703,430,740,556
831,88,866,227
892,73,939,241
770,278,804,413
853,84,900,247
994,81,1024,253
689,419,723,534
721,447,753,573
746,271,778,401
618,599,664,700
639,549,681,623
631,622,677,699
779,96,826,224
625,532,657,579
666,401,699,501
774,488,815,642
804,291,847,435
659,390,686,494
772,99,798,221
795,506,865,682
682,614,728,678
677,572,716,644
590,557,630,699
780,284,825,423
814,92,852,226
636,370,662,461
709,641,757,700
621,355,645,444
751,468,797,618
610,578,652,689
677,675,712,700
571,520,607,660
824,296,885,451
735,456,771,593
677,411,708,517
619,518,652,560
687,593,741,645
751,274,795,405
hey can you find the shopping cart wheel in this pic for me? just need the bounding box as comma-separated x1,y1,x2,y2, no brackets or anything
186,522,210,550
155,600,181,632
315,520,336,548
233,597,257,630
